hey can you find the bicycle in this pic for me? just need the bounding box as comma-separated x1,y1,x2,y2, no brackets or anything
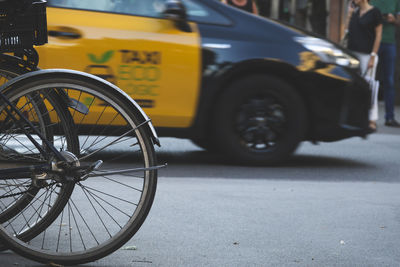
0,0,162,265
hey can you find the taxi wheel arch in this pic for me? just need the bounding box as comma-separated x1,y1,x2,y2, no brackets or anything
213,74,308,165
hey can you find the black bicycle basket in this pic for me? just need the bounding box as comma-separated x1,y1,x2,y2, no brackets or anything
0,0,47,52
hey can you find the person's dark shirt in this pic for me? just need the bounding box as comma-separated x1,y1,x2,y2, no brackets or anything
227,0,253,13
348,7,383,53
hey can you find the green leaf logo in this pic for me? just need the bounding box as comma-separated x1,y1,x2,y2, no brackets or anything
88,50,114,64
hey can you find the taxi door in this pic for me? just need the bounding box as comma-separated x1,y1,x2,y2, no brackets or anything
37,0,201,128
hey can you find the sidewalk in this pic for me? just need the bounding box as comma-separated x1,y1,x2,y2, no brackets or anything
375,102,400,135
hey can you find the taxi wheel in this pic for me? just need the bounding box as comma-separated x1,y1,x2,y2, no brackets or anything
214,74,307,165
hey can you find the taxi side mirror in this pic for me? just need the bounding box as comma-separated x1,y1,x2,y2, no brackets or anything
163,0,187,22
163,0,191,32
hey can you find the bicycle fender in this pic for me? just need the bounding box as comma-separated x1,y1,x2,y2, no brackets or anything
54,88,89,115
0,68,160,146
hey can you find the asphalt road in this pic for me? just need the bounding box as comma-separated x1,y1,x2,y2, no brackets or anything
1,106,400,267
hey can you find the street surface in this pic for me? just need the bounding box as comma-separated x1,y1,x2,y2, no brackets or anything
1,107,400,267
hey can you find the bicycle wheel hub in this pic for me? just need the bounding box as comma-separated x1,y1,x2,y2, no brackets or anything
60,151,80,167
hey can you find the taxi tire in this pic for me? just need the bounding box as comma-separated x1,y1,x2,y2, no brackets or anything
214,74,307,165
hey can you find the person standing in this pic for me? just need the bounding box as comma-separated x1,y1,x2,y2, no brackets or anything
345,0,383,131
295,0,308,29
370,0,400,127
309,0,327,36
221,0,259,15
255,0,271,17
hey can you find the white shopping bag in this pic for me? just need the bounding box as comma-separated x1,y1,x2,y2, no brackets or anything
364,75,379,121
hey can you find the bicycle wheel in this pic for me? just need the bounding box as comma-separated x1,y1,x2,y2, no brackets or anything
0,73,78,249
0,71,158,265
0,63,79,241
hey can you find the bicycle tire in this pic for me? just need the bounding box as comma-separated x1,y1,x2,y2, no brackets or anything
0,71,158,265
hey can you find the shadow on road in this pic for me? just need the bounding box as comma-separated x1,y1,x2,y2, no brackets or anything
155,150,370,168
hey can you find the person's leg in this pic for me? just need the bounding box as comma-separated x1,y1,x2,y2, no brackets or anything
379,43,396,122
353,52,369,75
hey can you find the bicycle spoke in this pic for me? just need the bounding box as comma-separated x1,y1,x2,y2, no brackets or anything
79,102,109,149
96,175,143,192
69,197,100,246
79,184,138,207
56,209,65,252
78,128,137,161
77,183,133,218
81,135,132,155
68,201,87,250
80,185,112,238
67,201,72,252
81,186,123,229
5,185,59,232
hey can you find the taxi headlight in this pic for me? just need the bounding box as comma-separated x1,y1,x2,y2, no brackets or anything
294,36,359,68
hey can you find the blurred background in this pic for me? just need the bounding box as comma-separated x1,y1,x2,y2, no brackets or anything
254,0,400,103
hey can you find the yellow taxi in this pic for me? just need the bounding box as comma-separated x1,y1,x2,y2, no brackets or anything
37,0,370,164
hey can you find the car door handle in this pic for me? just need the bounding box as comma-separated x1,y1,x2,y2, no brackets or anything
48,30,81,39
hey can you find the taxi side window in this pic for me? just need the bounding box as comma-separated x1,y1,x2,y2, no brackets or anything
47,0,164,18
47,0,230,25
182,0,231,25
48,0,117,12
